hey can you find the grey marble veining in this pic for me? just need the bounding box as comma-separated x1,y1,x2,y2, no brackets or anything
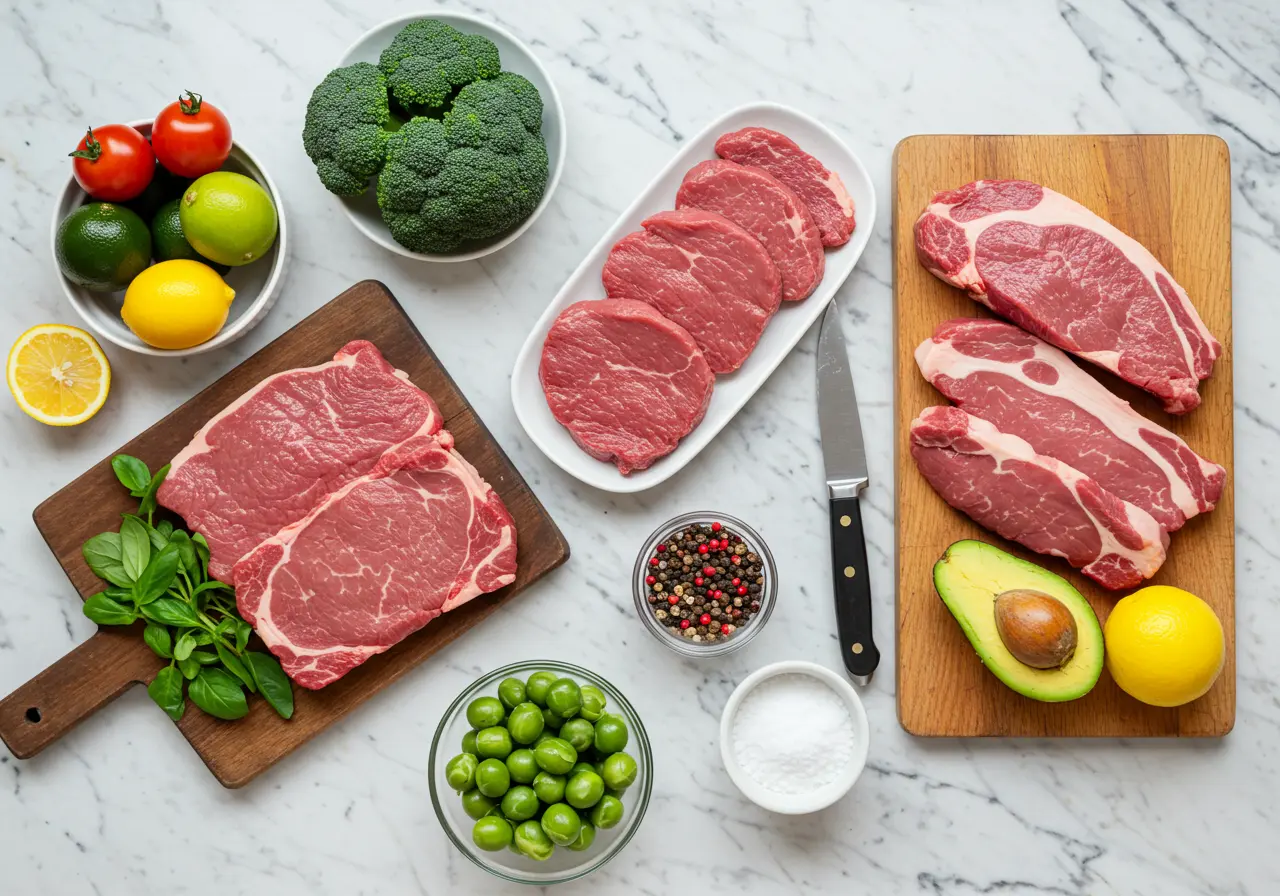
1,1,1277,893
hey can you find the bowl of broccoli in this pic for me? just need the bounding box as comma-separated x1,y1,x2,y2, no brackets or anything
306,12,565,262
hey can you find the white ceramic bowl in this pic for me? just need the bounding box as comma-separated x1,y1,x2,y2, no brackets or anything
334,12,566,262
719,660,870,814
52,120,288,357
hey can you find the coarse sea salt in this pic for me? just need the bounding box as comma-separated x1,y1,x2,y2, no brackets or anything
730,673,856,795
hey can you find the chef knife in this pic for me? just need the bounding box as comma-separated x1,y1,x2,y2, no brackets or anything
816,300,880,685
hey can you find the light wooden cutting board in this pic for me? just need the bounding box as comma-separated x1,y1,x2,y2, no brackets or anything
893,135,1234,737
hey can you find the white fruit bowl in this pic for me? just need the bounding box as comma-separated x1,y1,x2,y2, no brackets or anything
334,11,566,263
51,120,288,358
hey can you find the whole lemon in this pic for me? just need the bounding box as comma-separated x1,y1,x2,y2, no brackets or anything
1104,585,1225,707
121,260,235,350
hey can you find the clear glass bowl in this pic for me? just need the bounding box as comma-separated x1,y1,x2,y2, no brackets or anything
428,660,652,885
632,511,778,657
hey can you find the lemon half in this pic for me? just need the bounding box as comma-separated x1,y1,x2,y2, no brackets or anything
7,324,111,426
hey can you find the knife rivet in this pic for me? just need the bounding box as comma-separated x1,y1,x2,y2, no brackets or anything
844,566,855,578
839,515,851,527
852,643,864,654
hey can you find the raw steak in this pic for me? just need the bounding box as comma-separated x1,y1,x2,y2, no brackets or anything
540,299,714,474
913,179,1221,414
602,209,781,373
676,159,825,301
234,437,517,689
715,127,855,246
159,341,444,581
911,406,1167,590
916,318,1225,532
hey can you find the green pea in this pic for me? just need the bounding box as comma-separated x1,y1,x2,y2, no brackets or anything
593,714,629,754
445,752,478,792
475,726,513,760
506,749,539,785
499,784,540,822
531,771,565,804
590,794,624,829
526,671,558,706
513,819,555,861
565,770,605,810
540,802,582,847
461,789,497,820
578,685,607,722
461,730,478,755
497,677,527,711
602,752,638,791
566,820,596,852
559,717,595,752
466,696,505,729
534,736,577,775
475,758,511,798
545,678,582,719
542,705,567,730
471,815,512,852
505,702,545,745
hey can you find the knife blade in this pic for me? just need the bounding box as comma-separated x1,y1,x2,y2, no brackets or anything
816,300,880,685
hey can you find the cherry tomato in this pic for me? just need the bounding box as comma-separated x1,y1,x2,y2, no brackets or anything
151,91,233,178
69,124,156,202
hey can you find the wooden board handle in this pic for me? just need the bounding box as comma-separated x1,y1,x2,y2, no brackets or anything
0,627,160,758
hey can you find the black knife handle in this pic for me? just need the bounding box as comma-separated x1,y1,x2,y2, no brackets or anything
829,495,880,679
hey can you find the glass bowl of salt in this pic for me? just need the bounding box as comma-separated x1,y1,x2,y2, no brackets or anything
719,660,870,813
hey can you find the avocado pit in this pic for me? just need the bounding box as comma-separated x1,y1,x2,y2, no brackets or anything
993,589,1078,669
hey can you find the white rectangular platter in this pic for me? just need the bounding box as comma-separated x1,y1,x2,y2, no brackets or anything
511,102,877,493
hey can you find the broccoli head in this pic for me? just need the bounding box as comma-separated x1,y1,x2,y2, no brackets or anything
302,62,394,197
376,73,549,254
378,19,501,116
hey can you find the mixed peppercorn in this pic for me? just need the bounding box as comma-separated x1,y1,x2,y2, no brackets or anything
644,520,765,644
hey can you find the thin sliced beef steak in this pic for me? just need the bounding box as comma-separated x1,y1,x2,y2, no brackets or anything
159,341,444,581
913,179,1221,414
911,406,1167,590
235,437,517,689
676,159,824,301
715,127,855,246
916,318,1225,532
540,299,714,474
602,209,781,373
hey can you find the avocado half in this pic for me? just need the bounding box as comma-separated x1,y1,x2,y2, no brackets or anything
933,540,1104,703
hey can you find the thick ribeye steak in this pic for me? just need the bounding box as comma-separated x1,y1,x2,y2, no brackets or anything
910,406,1167,590
158,341,443,581
913,179,1221,414
540,299,714,474
676,159,824,301
234,436,517,689
916,318,1225,532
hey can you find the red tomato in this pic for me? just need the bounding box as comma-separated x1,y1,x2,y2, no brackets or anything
69,124,156,202
151,91,233,178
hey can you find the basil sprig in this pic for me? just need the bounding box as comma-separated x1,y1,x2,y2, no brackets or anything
81,455,294,722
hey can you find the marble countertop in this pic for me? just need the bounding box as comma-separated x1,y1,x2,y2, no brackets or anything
2,1,1277,893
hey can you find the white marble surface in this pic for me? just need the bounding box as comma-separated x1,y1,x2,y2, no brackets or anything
1,1,1277,893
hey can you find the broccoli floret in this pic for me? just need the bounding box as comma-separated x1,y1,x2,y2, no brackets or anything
302,62,394,197
376,74,549,254
378,19,501,116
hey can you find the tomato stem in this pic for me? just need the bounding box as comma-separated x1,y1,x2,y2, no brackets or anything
68,126,102,161
179,90,203,115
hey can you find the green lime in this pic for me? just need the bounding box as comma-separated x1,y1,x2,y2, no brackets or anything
151,199,200,262
179,171,278,267
56,202,151,292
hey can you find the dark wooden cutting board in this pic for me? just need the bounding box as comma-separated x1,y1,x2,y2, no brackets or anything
894,135,1234,737
0,281,569,785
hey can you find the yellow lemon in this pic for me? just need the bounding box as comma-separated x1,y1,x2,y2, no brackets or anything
1104,585,1224,707
7,324,111,426
121,259,235,350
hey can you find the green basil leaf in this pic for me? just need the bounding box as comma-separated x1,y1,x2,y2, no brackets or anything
173,631,197,662
137,464,170,522
216,642,256,693
244,651,293,720
177,655,200,680
192,630,214,646
120,516,150,581
140,597,201,628
82,532,133,587
191,650,220,665
191,532,211,575
168,530,198,578
104,585,132,601
188,667,249,720
147,666,184,721
235,618,252,652
193,580,233,597
156,520,174,539
111,455,151,495
132,543,180,605
143,623,172,658
214,617,234,637
82,593,137,626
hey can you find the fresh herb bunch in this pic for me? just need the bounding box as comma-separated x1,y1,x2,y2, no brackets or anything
80,454,293,722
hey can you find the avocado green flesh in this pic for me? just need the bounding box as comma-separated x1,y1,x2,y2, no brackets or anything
933,540,1103,703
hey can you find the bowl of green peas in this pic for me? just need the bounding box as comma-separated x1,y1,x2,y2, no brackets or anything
429,660,652,884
